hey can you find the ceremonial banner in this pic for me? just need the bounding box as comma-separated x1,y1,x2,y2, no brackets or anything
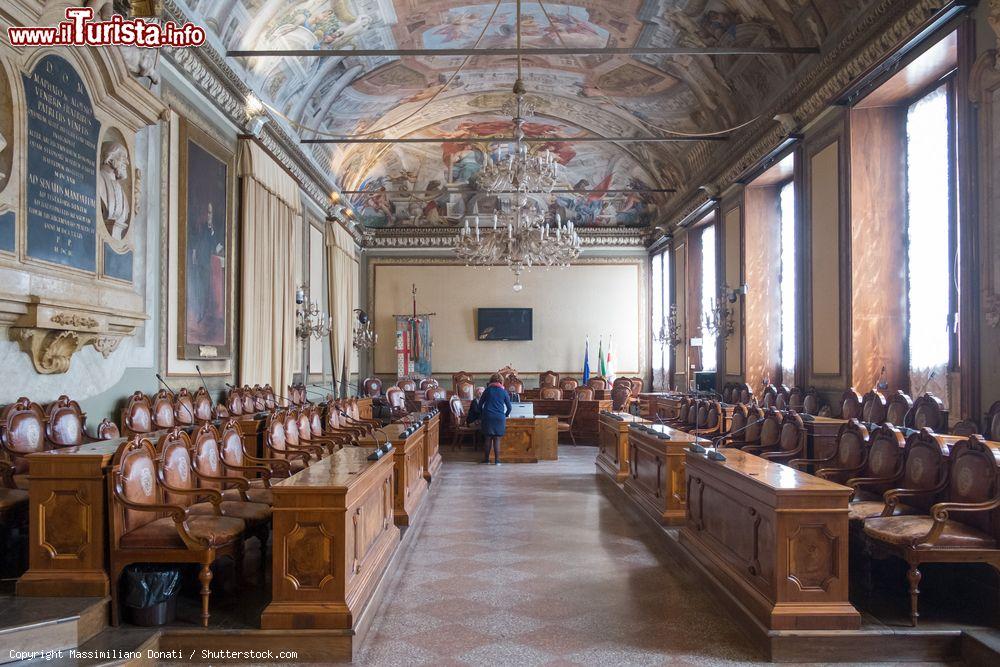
395,315,432,377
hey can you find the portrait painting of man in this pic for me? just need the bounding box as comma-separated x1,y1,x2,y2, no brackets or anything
178,127,232,359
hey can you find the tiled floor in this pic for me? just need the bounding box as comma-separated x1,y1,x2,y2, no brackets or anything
356,447,765,666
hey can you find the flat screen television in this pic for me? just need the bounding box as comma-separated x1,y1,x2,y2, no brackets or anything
476,308,532,341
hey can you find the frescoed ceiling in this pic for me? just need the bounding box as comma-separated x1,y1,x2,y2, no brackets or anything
186,0,873,228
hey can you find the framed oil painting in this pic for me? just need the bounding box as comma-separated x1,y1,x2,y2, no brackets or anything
177,118,234,360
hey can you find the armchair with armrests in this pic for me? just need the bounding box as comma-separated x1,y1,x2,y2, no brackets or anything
260,411,312,475
324,405,368,440
504,376,524,395
297,408,346,455
226,388,244,417
448,395,479,450
397,378,417,392
574,386,595,402
241,386,256,415
151,390,176,431
861,390,888,425
455,381,476,401
790,419,870,483
691,401,724,439
282,410,325,462
122,391,154,437
885,390,913,426
44,395,96,448
539,386,562,400
97,418,121,440
308,406,354,450
420,378,440,390
385,387,409,421
108,436,247,626
174,388,197,426
193,388,214,423
840,388,863,421
718,403,763,450
218,419,289,504
1,398,48,486
252,386,268,413
907,392,948,432
611,386,631,412
863,434,1000,626
741,408,782,456
557,393,581,446
588,376,609,391
757,411,806,465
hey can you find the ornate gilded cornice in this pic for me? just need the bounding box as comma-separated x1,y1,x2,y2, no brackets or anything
363,227,648,250
666,0,954,228
159,0,365,243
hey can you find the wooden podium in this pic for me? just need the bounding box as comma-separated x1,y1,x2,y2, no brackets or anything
358,424,428,526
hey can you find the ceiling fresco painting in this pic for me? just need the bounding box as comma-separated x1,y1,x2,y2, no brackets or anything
189,0,873,229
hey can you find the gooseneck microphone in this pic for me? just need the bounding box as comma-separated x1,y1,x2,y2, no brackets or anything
155,373,197,424
693,417,768,462
194,365,212,400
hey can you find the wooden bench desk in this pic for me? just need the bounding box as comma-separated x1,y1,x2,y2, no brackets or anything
624,424,707,525
358,424,428,526
597,411,649,483
261,446,398,630
528,398,612,443
803,415,848,460
681,448,860,632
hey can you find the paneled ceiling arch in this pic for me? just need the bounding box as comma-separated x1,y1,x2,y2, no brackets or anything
189,0,874,229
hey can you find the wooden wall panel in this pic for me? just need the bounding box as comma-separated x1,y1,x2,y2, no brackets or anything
809,141,843,377
723,205,743,377
849,108,907,392
744,186,781,393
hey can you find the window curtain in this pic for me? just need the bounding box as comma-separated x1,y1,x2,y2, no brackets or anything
327,222,357,397
238,140,300,395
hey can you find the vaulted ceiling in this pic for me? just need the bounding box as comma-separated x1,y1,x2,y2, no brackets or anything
188,0,873,229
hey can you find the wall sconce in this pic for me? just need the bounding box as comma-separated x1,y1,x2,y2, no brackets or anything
294,286,331,340
654,304,683,349
704,284,737,340
353,309,378,350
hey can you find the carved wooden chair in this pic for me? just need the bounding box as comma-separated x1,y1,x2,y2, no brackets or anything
861,389,888,425
504,376,524,395
385,387,408,421
722,383,736,404
192,388,214,424
340,398,380,432
226,388,244,417
611,386,631,412
802,387,822,415
1,398,49,483
97,418,121,441
679,400,703,433
663,396,690,427
574,386,595,402
214,404,231,420
559,377,579,393
742,408,783,456
251,386,267,413
282,410,324,462
44,395,92,448
297,408,345,455
539,371,559,388
455,381,476,401
419,378,439,390
840,388,863,421
787,386,804,412
725,404,762,451
397,378,417,392
174,388,197,426
308,406,354,450
108,436,246,627
587,376,609,391
907,392,948,433
762,384,778,409
452,372,473,393
122,392,154,437
148,390,175,431
738,383,754,405
863,434,1000,626
538,386,562,400
951,420,980,437
324,404,369,440
758,412,806,465
629,377,644,397
791,419,870,484
718,402,749,448
691,401,724,439
240,386,256,416
425,387,448,401
448,396,479,450
261,411,311,475
557,393,581,446
218,419,286,505
885,390,912,427
839,423,911,524
986,401,1000,441
263,385,277,411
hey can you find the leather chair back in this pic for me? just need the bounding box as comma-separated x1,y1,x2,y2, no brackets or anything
505,377,524,394
730,403,748,435
575,387,595,401
214,404,231,420
802,388,820,415
192,425,225,489
762,385,777,409
452,372,473,392
629,377,644,396
539,386,562,400
151,390,176,430
193,388,214,422
266,412,291,459
788,386,804,411
426,387,447,401
310,407,327,439
910,393,946,431
227,388,244,416
759,409,782,449
456,381,475,401
987,401,1000,441
241,386,255,415
722,384,735,404
420,378,439,390
862,390,887,424
899,428,949,513
886,390,912,426
588,376,609,391
220,420,247,471
739,385,753,405
951,420,979,437
1,397,47,473
695,403,708,429
158,430,197,508
611,386,631,411
859,424,907,490
263,385,277,410
539,371,559,388
841,388,863,421
45,395,86,447
283,410,301,449
778,412,805,453
834,420,870,470
744,405,763,443
397,378,417,392
113,437,160,533
297,410,315,442
98,418,121,441
124,392,154,435
252,386,267,413
775,393,788,410
448,395,465,424
559,378,579,392
175,388,196,426
944,436,999,537
704,402,721,430
386,387,406,411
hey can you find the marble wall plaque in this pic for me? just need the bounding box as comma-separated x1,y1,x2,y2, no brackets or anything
22,55,101,273
0,211,13,252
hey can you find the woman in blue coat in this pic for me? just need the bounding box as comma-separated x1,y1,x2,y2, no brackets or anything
478,373,512,464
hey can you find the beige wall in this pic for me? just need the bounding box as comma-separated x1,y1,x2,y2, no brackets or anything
370,261,645,376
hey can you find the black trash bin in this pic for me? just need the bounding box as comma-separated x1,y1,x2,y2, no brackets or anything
122,565,181,626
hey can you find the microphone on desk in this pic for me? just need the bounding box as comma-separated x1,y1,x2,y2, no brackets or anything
194,365,213,405
155,373,197,424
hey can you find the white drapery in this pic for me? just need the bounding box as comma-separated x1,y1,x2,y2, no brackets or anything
327,222,357,396
238,140,300,394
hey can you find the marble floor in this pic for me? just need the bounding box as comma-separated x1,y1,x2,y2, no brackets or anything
356,447,766,666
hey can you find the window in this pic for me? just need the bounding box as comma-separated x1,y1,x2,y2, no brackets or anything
779,181,796,383
905,83,954,400
651,249,669,390
700,225,717,373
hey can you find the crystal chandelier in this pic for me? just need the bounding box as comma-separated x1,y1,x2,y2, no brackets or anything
455,207,581,292
352,309,378,350
295,294,331,341
654,304,683,349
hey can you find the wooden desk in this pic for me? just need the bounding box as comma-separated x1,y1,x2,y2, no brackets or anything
528,399,612,443
597,411,649,482
804,416,848,460
638,393,679,419
681,449,860,631
624,424,706,525
358,424,428,526
499,416,558,463
16,419,268,598
261,447,399,630
651,395,683,420
420,411,442,482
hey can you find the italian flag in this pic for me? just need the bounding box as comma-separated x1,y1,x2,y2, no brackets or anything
605,335,615,384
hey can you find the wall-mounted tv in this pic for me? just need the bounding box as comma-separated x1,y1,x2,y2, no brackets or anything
476,308,533,341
